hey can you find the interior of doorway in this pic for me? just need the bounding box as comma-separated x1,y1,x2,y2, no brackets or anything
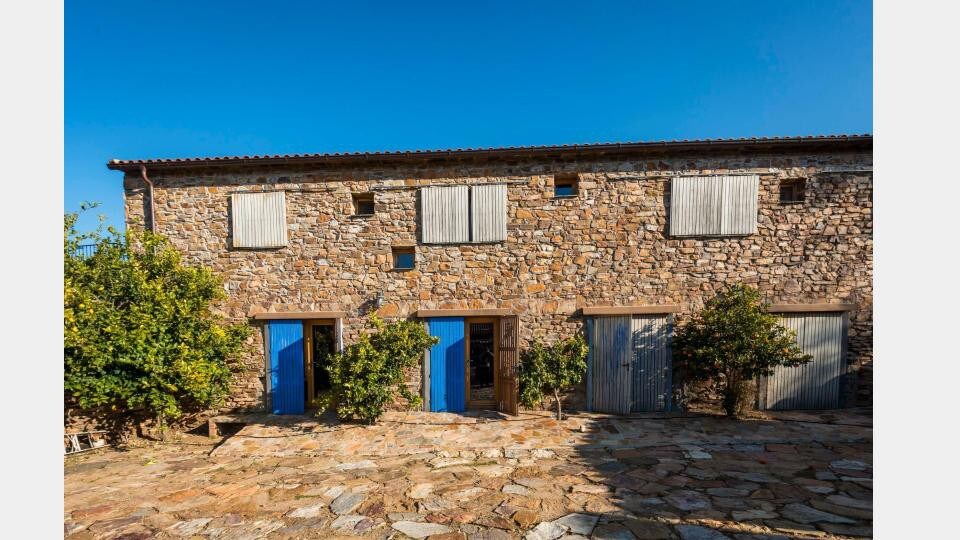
304,320,336,407
465,317,499,409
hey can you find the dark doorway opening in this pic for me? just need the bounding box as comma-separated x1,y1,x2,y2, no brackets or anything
305,321,337,405
467,320,498,407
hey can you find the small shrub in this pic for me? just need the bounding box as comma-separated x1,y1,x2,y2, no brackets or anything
326,316,437,423
519,334,588,420
672,284,812,418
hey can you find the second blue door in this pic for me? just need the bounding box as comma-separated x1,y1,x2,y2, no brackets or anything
428,317,465,412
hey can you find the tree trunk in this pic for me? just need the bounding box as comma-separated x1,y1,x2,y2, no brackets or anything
156,415,167,441
553,389,562,421
722,378,751,419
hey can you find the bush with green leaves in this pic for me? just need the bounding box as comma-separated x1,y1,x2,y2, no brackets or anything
672,284,812,417
64,206,251,433
519,334,588,420
325,316,438,423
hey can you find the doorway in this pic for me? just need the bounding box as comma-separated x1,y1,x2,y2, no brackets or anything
425,314,518,415
587,314,673,414
465,318,499,409
304,320,337,406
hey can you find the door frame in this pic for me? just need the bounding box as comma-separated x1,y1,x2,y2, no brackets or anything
303,319,336,407
464,317,500,410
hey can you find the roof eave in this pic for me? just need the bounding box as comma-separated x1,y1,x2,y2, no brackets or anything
106,135,873,173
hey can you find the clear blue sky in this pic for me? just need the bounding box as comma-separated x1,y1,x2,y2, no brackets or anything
66,0,872,231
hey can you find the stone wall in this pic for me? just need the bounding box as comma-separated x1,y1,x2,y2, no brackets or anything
123,149,873,413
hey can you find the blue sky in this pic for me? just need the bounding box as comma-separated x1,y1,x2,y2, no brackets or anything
66,1,872,231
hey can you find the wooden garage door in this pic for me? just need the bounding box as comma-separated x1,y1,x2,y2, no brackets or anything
630,315,673,412
588,316,633,415
760,313,847,410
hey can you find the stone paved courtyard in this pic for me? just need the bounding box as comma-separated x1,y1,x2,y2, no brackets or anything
64,409,872,539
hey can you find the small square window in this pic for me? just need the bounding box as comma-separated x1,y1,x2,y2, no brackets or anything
553,173,579,198
352,193,375,216
779,180,805,204
392,247,415,270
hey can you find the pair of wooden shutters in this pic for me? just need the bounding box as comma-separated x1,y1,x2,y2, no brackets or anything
426,315,519,415
420,185,507,244
669,175,760,237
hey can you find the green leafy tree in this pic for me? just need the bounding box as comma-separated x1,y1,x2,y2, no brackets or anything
64,206,251,434
672,284,812,418
519,334,588,420
325,316,437,423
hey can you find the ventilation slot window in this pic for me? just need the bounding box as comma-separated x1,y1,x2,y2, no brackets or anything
553,173,579,198
779,180,806,204
352,193,375,216
392,246,416,270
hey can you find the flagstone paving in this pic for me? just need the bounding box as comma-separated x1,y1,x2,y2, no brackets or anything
65,409,872,539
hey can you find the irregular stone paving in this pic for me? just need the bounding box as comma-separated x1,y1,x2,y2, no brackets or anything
65,409,872,539
209,409,871,458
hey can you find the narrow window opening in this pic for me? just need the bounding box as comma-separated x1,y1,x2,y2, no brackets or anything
779,180,805,204
392,246,415,270
553,173,579,198
352,193,375,216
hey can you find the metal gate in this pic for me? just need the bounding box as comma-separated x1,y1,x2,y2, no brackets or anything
588,314,673,414
760,313,847,410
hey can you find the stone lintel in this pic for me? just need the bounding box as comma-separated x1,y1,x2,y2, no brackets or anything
250,311,348,320
581,305,682,316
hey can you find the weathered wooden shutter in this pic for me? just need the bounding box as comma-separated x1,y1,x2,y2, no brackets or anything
420,186,470,244
231,191,288,248
670,177,722,236
670,175,758,236
719,175,760,235
470,184,507,242
497,315,519,416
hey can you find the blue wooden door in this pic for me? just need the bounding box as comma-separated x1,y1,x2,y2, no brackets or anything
269,320,305,415
428,318,465,412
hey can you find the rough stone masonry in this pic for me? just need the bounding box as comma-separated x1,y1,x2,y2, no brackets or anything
112,137,873,415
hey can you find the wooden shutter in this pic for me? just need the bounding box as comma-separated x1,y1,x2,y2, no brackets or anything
231,191,288,248
420,186,469,244
719,175,760,235
471,184,507,242
497,315,520,416
670,175,758,237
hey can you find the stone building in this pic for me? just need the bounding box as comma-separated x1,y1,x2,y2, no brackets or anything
108,135,873,416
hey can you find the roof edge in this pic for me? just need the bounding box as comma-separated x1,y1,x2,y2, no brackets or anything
107,134,872,172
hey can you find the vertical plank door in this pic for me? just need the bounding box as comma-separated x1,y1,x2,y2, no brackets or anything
589,316,633,414
497,315,520,416
428,318,465,412
269,320,305,415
